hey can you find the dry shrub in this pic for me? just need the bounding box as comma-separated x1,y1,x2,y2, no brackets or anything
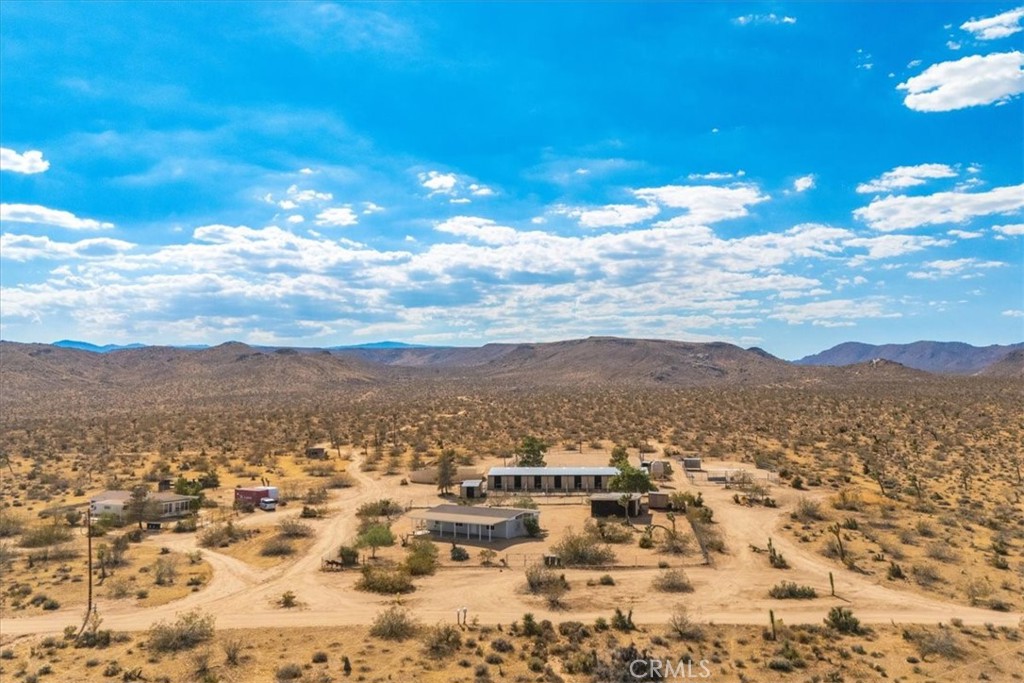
148,610,215,652
370,606,418,640
652,568,693,593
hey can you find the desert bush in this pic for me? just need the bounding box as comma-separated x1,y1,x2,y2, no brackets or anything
667,605,704,641
173,517,197,533
278,519,313,538
153,556,179,586
490,637,514,653
303,487,329,505
824,607,863,635
907,626,964,660
357,566,414,594
0,512,26,538
261,538,295,557
107,576,133,599
327,474,354,489
148,610,215,652
357,499,403,519
405,539,439,576
278,591,298,608
525,564,568,594
337,544,359,566
585,519,632,544
652,568,693,593
793,498,826,522
449,545,470,561
831,488,863,511
275,663,303,680
598,574,615,586
311,650,328,663
912,563,942,587
769,582,817,599
479,548,497,565
299,506,322,518
19,523,72,548
925,542,955,563
370,606,418,640
552,529,615,566
221,637,244,666
197,522,246,548
423,623,462,658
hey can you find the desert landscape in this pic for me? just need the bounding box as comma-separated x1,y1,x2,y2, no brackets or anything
1,338,1022,682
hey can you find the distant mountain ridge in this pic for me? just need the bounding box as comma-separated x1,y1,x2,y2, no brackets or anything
796,341,1024,375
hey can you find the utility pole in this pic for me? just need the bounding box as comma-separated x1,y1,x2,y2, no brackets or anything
78,505,94,638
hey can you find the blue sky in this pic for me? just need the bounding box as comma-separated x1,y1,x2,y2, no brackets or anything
1,2,1022,359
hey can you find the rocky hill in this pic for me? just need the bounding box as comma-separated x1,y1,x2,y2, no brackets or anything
795,341,1024,375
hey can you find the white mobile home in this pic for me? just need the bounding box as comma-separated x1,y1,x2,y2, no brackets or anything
410,504,538,541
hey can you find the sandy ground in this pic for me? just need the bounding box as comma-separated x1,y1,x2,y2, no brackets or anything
3,453,1022,642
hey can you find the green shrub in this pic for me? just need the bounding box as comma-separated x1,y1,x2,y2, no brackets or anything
369,606,418,640
450,545,470,561
337,545,359,566
769,582,817,599
824,607,863,635
260,538,295,557
357,566,414,594
19,524,72,548
278,519,313,538
148,610,215,652
275,663,303,680
552,529,615,566
422,623,462,659
405,540,439,576
652,569,693,593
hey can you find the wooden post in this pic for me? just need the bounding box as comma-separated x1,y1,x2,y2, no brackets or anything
769,609,776,641
829,571,835,597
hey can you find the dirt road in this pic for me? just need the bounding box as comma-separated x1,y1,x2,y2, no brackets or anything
2,458,1021,639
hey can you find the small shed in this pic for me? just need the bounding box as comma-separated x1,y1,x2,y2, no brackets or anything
648,491,672,510
306,447,328,460
683,457,702,472
157,478,174,492
589,492,642,518
460,479,485,499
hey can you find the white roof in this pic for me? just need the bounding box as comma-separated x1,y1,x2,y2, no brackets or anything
410,504,537,525
487,466,620,477
461,479,483,486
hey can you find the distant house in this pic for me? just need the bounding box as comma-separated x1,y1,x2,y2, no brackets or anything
460,479,485,499
89,490,197,521
486,466,619,493
305,447,328,460
590,492,642,517
410,504,538,541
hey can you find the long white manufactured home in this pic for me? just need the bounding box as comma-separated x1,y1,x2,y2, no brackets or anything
486,466,620,493
410,504,538,541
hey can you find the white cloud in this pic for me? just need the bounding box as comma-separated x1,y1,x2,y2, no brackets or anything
286,184,333,202
362,202,384,214
853,183,1024,231
856,163,957,194
468,183,495,197
1002,309,1024,317
418,170,458,196
961,7,1024,40
0,148,50,174
0,233,135,261
286,215,305,224
0,203,114,230
897,51,1024,112
278,200,299,210
907,258,1005,279
734,14,796,26
993,223,1024,235
434,216,519,245
315,206,359,227
793,175,816,192
947,228,983,238
843,234,952,262
769,298,900,326
299,167,315,174
947,41,962,51
634,183,770,225
565,203,661,229
687,170,744,181
449,197,471,204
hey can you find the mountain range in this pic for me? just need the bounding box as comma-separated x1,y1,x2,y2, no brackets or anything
795,341,1024,375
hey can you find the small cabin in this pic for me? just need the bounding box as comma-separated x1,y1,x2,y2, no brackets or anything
460,479,485,499
589,492,642,518
648,491,673,510
683,457,702,472
305,447,328,460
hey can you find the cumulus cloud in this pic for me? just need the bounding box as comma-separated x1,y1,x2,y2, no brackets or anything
853,183,1024,231
563,203,660,229
418,170,494,202
634,183,770,225
856,163,958,194
0,203,114,230
843,234,952,263
993,223,1024,235
0,148,50,174
907,257,1005,279
793,175,816,192
961,7,1024,40
315,206,359,227
769,298,900,326
687,170,745,181
0,233,135,261
419,170,458,195
898,51,1024,112
1002,309,1024,317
